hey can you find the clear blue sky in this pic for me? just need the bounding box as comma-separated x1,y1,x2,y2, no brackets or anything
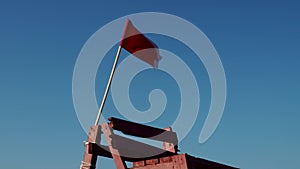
0,1,299,169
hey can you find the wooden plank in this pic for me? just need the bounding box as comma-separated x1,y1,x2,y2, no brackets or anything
81,143,98,169
80,125,101,169
89,143,175,162
108,117,178,144
111,134,175,158
129,154,239,169
162,127,177,153
100,123,127,169
185,154,239,169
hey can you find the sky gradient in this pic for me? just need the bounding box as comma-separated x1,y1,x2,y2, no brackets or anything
0,1,299,169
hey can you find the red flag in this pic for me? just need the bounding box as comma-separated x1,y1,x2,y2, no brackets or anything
120,19,161,68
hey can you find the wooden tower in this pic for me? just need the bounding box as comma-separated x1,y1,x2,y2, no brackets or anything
79,117,238,169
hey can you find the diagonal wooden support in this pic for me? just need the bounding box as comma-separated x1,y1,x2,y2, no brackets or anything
80,125,101,169
100,123,127,169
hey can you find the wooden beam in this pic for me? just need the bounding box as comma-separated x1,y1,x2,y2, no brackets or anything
111,134,175,159
89,143,175,162
100,123,127,169
108,117,178,144
80,125,101,169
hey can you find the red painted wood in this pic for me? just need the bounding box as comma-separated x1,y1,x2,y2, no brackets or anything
108,117,178,144
80,125,101,169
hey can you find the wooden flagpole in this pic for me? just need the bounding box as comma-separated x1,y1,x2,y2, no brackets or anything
94,45,122,125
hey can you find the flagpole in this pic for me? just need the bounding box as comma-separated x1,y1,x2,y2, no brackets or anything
95,45,122,125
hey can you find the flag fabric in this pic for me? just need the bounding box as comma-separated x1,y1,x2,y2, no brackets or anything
120,19,161,68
